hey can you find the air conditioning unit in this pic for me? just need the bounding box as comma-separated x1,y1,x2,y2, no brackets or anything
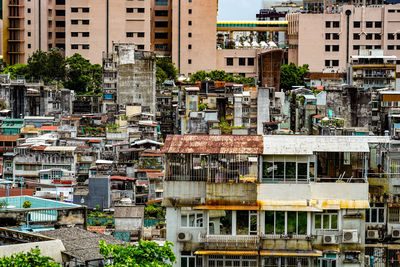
343,230,359,243
323,234,337,244
392,228,400,238
177,232,192,242
367,230,379,239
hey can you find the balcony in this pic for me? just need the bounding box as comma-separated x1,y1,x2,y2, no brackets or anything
199,234,259,250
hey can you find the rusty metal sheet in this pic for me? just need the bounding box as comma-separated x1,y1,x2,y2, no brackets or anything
195,250,258,256
194,205,259,210
260,250,322,257
162,135,263,154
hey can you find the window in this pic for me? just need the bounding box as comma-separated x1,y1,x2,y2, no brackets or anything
188,9,192,14
319,255,337,267
155,32,168,39
209,210,232,235
332,60,339,66
265,211,307,235
27,44,31,49
56,0,65,4
27,32,31,37
82,32,90,37
375,33,381,40
28,20,31,25
188,44,192,49
55,32,65,38
27,8,31,13
366,45,373,49
155,10,168,16
388,45,395,50
397,33,400,40
353,21,360,28
332,21,340,28
155,0,168,5
325,21,331,28
71,20,78,25
397,45,400,50
325,33,330,40
332,33,339,40
325,60,330,67
353,45,360,50
325,45,330,52
56,9,65,16
389,9,395,13
180,252,196,267
82,20,89,25
353,33,360,40
188,59,192,64
366,21,373,28
389,207,400,223
188,32,192,38
375,45,381,49
137,44,145,50
82,44,89,49
226,57,234,66
126,8,134,13
155,21,168,27
188,20,192,26
239,58,246,66
71,44,78,50
315,211,338,230
138,32,145,37
181,211,203,227
237,211,258,235
332,45,339,52
82,8,89,13
137,8,145,13
366,33,373,40
366,203,384,223
71,7,78,12
388,33,395,40
126,32,134,38
71,32,78,37
375,21,382,28
56,21,65,27
247,58,255,66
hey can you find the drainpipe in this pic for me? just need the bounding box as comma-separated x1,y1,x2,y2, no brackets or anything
38,0,41,50
178,0,181,71
345,10,352,84
106,0,109,54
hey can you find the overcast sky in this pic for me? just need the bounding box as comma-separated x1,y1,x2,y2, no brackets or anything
218,0,263,21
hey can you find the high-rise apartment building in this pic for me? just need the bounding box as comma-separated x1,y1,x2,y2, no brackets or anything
151,0,172,56
287,4,400,74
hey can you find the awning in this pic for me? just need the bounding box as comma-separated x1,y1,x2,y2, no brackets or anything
195,250,258,256
260,250,322,257
194,205,259,211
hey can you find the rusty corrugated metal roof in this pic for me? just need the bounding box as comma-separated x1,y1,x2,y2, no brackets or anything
163,135,263,154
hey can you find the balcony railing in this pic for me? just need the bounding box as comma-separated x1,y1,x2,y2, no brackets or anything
199,234,259,245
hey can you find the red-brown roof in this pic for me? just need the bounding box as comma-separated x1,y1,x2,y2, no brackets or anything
31,145,47,151
110,176,136,181
147,172,164,179
88,140,101,143
40,126,58,131
0,135,19,142
163,135,263,154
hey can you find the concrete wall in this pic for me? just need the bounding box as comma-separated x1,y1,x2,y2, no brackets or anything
163,181,206,206
257,87,271,134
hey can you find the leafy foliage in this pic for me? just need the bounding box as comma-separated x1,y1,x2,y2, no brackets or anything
99,240,176,267
144,203,165,219
156,57,178,84
0,247,59,267
2,50,102,95
198,103,207,111
65,53,102,94
22,200,32,209
189,70,255,85
280,63,309,91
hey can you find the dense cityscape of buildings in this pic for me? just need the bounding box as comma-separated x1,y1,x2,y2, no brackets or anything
1,0,400,266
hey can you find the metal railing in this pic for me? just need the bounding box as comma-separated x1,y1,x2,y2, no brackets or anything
199,234,259,244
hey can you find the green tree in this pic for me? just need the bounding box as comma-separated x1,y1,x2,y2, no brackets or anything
0,247,59,267
189,70,208,82
22,200,32,209
2,64,30,79
156,57,178,84
46,50,66,82
64,54,102,94
99,240,176,267
208,70,228,81
280,63,309,91
26,50,65,83
144,203,165,219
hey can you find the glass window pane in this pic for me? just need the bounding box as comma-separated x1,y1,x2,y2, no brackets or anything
379,208,385,223
214,210,232,235
323,214,330,229
237,211,249,235
371,209,377,223
263,161,273,179
189,214,195,227
331,214,338,229
276,211,285,234
298,212,307,234
265,211,274,234
181,215,187,227
287,211,297,234
181,257,187,267
286,162,296,180
315,214,321,229
365,209,370,223
275,162,284,179
250,214,257,234
189,257,195,267
298,163,308,180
